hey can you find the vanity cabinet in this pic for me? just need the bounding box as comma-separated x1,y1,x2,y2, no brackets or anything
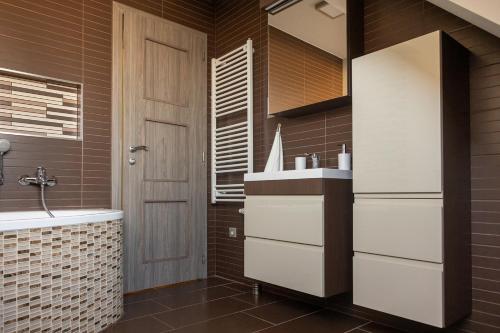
243,175,353,297
352,31,470,328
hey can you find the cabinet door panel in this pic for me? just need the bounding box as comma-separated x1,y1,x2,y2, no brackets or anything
353,253,444,327
353,31,442,194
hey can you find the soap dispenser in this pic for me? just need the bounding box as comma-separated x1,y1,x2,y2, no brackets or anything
338,144,351,170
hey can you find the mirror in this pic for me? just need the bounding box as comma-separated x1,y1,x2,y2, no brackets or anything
267,0,348,115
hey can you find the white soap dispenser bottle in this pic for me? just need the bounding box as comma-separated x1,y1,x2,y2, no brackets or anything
338,144,351,170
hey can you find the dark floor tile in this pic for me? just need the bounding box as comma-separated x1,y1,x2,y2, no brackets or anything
155,286,242,309
257,309,368,333
361,322,406,333
155,282,210,297
117,278,411,333
233,292,283,306
155,277,232,296
153,297,254,328
103,316,171,333
204,276,233,287
122,300,170,321
170,312,272,333
124,288,162,304
224,282,252,292
244,299,319,324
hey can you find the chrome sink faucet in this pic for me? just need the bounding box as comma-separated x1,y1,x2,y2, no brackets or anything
19,167,57,217
305,153,320,169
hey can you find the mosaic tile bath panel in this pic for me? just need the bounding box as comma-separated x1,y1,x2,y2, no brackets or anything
0,69,81,140
0,220,123,333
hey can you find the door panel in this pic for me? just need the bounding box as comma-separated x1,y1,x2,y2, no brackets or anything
144,120,188,182
352,31,442,194
144,201,189,262
144,39,189,106
118,4,207,292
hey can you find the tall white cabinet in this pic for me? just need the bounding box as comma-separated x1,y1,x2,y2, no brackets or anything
352,31,471,328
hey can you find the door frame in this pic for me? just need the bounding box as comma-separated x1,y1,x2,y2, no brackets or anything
111,2,208,286
111,2,125,210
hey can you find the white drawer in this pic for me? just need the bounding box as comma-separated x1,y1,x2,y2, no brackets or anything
353,198,443,262
353,253,444,327
244,195,324,245
244,237,325,297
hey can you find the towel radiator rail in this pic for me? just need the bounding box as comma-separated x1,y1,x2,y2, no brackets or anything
211,39,253,203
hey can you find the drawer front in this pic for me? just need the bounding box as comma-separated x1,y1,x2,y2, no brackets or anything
353,198,443,262
245,195,324,245
244,237,325,297
353,253,444,327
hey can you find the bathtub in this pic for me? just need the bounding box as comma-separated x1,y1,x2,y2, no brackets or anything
0,209,123,232
0,209,124,333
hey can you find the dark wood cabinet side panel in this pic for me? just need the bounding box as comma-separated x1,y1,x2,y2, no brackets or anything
324,179,353,296
441,32,472,325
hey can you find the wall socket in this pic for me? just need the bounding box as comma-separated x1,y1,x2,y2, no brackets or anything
228,227,237,238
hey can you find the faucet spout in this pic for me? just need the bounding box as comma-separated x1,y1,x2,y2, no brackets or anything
304,153,321,169
18,176,37,186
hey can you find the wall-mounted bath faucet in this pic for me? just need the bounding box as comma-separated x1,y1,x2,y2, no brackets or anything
19,167,57,217
19,166,57,187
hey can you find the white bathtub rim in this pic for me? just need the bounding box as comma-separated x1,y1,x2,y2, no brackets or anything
0,209,123,232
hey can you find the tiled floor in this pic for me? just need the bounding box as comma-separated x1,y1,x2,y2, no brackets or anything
104,277,404,333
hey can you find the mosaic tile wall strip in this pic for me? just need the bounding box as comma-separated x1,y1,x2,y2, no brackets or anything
0,220,123,333
0,70,81,140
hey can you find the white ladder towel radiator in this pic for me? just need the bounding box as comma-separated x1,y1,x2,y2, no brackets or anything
211,39,253,203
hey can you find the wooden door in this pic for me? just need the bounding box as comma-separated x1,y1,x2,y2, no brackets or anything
116,4,207,292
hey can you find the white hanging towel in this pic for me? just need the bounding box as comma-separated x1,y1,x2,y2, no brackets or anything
264,123,284,173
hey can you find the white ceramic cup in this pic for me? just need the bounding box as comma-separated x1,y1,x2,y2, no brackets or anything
295,156,306,170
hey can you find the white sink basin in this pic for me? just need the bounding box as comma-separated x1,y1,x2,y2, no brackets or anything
244,168,352,182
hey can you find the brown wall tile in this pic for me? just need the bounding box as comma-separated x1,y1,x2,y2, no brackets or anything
0,0,216,273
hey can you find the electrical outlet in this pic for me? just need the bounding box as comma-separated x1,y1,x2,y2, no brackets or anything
229,227,237,238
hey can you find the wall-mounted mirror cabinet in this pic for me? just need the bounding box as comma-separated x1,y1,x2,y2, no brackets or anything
262,0,363,117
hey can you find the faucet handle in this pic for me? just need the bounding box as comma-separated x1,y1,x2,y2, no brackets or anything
36,166,47,178
46,178,57,187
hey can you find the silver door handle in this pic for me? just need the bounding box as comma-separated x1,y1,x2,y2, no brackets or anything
129,145,149,153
